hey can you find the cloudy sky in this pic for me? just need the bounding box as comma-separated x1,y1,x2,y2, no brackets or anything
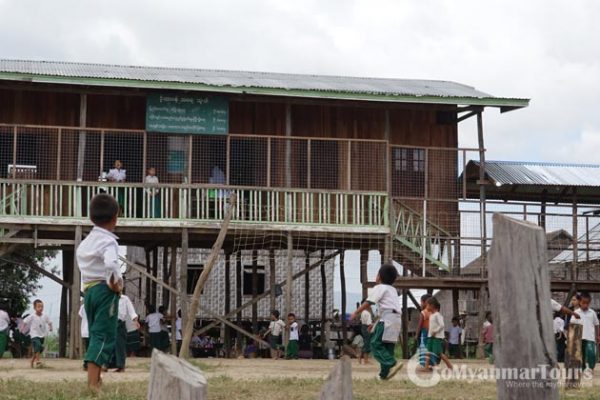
2,0,599,318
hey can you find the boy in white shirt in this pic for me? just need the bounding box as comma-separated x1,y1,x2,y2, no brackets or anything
263,310,286,359
570,292,600,370
350,263,403,380
0,302,11,358
359,300,373,364
285,313,299,360
423,297,453,370
23,299,52,368
76,194,123,393
145,305,165,350
447,317,463,359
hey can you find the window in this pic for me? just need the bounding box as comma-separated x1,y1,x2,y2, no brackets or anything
392,148,425,197
187,264,204,295
243,265,266,295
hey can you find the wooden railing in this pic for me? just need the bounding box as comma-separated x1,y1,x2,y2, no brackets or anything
392,199,453,274
0,180,388,228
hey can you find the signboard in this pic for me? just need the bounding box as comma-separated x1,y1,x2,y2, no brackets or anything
146,93,228,135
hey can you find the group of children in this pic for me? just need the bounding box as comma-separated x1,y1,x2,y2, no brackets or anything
262,310,300,360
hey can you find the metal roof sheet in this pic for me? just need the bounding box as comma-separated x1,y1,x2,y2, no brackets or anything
551,222,600,263
472,160,600,187
0,59,529,107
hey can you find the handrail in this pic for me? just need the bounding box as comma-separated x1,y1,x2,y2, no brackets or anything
392,199,452,238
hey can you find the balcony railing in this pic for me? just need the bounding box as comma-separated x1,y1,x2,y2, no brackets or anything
0,180,388,228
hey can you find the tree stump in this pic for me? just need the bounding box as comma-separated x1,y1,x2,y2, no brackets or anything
565,324,583,389
318,356,353,400
487,214,558,400
147,349,207,400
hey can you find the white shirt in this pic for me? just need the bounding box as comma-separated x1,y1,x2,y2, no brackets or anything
79,304,89,338
360,310,373,326
551,299,562,313
571,308,599,342
176,318,182,341
145,175,159,195
367,284,401,316
0,310,9,331
428,311,445,339
23,313,52,339
269,319,285,337
553,317,565,335
118,295,138,322
146,312,164,333
289,321,299,341
107,168,126,182
448,325,462,344
77,226,122,286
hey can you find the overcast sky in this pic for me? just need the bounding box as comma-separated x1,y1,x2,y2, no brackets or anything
3,0,599,318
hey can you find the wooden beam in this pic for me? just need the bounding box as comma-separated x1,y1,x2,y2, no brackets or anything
69,225,82,359
198,305,270,349
224,251,231,358
180,195,236,358
121,256,179,295
180,228,189,337
304,251,310,324
320,249,327,353
169,246,177,355
269,249,276,312
76,94,87,181
251,250,258,333
339,250,348,342
285,232,293,344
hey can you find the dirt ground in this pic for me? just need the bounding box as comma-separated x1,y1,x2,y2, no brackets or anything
0,357,598,399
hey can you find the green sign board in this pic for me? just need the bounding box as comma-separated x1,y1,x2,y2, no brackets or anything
146,93,228,135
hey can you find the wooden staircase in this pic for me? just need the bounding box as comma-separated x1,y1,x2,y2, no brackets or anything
392,199,453,277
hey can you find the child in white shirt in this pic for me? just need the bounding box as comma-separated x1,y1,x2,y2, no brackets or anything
351,264,403,380
0,302,10,358
263,310,286,359
570,292,600,370
285,313,299,360
23,299,52,368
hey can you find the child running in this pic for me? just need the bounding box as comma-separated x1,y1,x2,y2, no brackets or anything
76,194,123,393
416,293,432,366
351,263,403,380
23,299,53,368
286,313,299,360
422,297,452,370
571,292,600,371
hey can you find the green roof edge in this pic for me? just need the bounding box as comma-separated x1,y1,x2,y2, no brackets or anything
0,72,530,108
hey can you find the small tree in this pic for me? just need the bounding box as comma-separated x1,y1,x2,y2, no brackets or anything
0,247,57,316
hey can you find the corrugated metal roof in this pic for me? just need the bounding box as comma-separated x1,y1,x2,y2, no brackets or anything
472,160,600,187
551,222,600,263
0,59,529,107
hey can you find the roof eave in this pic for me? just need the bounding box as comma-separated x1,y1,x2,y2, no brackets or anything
0,72,530,109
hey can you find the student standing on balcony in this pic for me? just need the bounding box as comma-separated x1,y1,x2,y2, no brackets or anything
144,167,160,218
107,160,126,214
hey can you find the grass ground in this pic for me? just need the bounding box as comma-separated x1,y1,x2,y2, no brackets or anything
0,358,597,399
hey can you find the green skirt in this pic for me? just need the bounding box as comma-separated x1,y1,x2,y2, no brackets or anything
32,337,45,354
84,283,119,367
126,330,141,354
426,337,444,365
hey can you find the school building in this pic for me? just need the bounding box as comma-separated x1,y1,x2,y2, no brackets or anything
0,59,597,359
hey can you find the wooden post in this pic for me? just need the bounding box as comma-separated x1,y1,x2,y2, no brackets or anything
571,192,578,281
179,195,235,358
487,214,558,400
180,229,189,337
152,247,158,306
401,266,408,359
285,232,294,345
224,251,231,358
162,246,169,308
69,225,82,359
251,250,258,333
318,356,353,400
339,250,348,342
76,94,87,181
320,249,327,353
476,284,487,359
565,324,583,389
236,253,243,353
147,349,207,400
360,250,368,300
304,250,310,324
477,111,488,271
145,249,152,309
269,249,276,312
169,246,177,355
452,289,459,319
59,249,73,358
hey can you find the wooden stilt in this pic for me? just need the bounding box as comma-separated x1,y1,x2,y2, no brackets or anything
224,251,231,358
285,232,293,345
401,265,408,359
59,249,72,358
168,246,177,355
452,289,459,318
251,250,258,333
236,253,242,354
339,250,348,342
360,250,368,300
304,250,310,324
162,246,169,308
269,248,276,312
145,249,152,309
320,249,327,354
68,225,82,359
152,247,158,306
180,228,189,336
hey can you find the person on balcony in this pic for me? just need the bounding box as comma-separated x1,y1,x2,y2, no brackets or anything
144,167,160,218
107,160,126,214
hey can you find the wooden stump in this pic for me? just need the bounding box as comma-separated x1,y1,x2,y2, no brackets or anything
147,349,207,400
487,214,558,400
318,356,353,400
565,324,583,389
